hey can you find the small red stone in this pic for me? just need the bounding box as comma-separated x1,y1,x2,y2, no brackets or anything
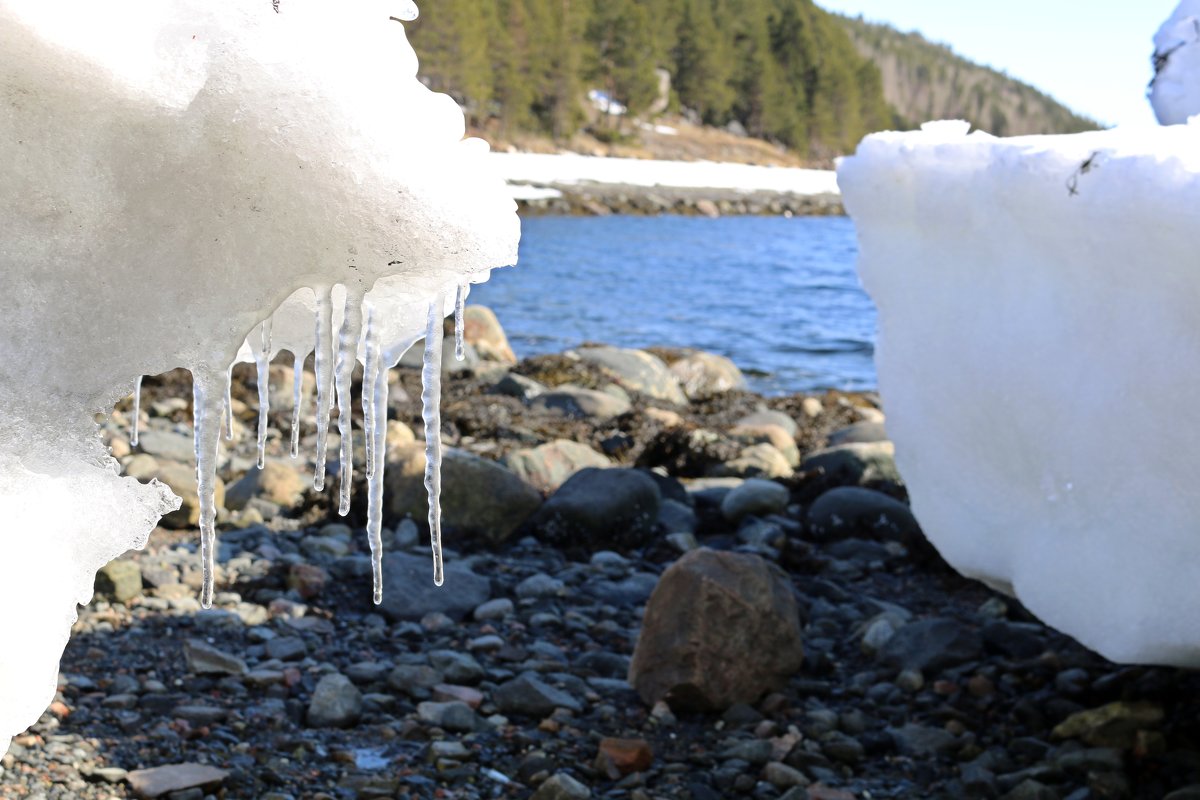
595,738,653,779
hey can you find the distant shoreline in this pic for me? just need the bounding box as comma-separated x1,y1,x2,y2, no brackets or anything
492,152,845,218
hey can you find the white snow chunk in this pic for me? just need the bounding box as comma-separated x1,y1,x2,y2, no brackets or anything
1151,1,1200,124
0,0,518,752
839,122,1200,667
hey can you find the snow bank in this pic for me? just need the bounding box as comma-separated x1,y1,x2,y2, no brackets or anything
0,0,518,752
838,120,1200,666
492,152,840,195
1150,1,1200,124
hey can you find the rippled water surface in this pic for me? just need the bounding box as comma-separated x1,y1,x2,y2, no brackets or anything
473,215,876,395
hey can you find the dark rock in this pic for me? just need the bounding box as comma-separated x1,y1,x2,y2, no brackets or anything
720,478,789,522
531,773,591,800
629,549,804,711
494,372,546,401
377,552,492,622
493,673,583,716
184,639,246,676
827,421,889,446
806,487,921,544
801,442,901,487
983,621,1049,660
878,618,983,674
889,723,960,757
530,468,661,551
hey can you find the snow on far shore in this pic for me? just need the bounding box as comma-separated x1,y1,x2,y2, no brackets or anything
490,152,840,196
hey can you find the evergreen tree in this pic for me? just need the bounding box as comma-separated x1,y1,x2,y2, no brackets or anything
671,0,735,122
586,0,659,126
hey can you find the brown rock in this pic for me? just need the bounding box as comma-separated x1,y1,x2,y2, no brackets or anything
154,461,225,528
629,549,803,711
126,763,229,799
386,445,542,544
731,423,800,468
287,563,329,599
504,439,610,494
595,738,653,779
463,305,517,364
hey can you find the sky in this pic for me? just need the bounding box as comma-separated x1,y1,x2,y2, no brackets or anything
814,0,1180,127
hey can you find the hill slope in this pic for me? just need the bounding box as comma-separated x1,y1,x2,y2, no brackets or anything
837,15,1100,136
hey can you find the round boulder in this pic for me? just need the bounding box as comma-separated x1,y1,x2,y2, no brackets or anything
532,385,632,420
721,478,790,523
530,468,661,552
806,486,921,544
801,441,901,487
464,305,517,364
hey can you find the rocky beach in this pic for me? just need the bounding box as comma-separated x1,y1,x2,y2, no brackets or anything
4,308,1200,800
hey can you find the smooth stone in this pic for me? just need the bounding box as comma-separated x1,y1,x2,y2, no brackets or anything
94,559,143,604
889,723,960,757
530,468,661,552
463,305,518,364
731,423,800,468
575,345,687,405
721,479,789,523
669,350,747,398
827,420,889,446
806,487,921,544
505,440,610,494
125,763,229,799
135,429,195,462
532,384,632,420
531,773,592,800
714,443,794,479
386,445,542,544
735,409,798,437
878,618,983,674
801,442,901,486
657,499,698,534
494,372,546,401
473,598,514,621
377,552,492,622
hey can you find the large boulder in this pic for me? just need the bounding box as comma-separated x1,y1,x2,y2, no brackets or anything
386,445,542,544
629,549,804,711
669,350,747,398
464,305,517,364
505,440,611,494
377,551,493,622
575,346,687,406
155,461,225,528
532,385,632,420
529,468,661,552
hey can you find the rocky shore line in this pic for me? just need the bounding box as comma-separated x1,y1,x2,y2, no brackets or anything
5,307,1200,800
515,185,845,218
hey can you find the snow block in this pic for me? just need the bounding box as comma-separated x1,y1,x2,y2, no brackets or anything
838,120,1200,666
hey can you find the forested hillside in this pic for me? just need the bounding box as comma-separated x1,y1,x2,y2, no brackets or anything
406,0,892,159
405,1,1097,161
837,15,1099,136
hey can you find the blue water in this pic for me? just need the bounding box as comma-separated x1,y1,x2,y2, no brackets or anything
472,215,876,395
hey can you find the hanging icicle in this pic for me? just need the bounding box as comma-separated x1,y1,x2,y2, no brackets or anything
454,282,468,361
334,288,364,516
130,375,142,447
312,286,335,491
422,293,447,587
191,366,230,609
254,319,273,470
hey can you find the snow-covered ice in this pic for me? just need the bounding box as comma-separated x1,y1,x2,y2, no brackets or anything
1150,1,1200,124
0,0,518,753
839,119,1200,666
492,152,840,197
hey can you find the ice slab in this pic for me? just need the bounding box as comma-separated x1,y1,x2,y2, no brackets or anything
838,120,1200,666
0,0,518,751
